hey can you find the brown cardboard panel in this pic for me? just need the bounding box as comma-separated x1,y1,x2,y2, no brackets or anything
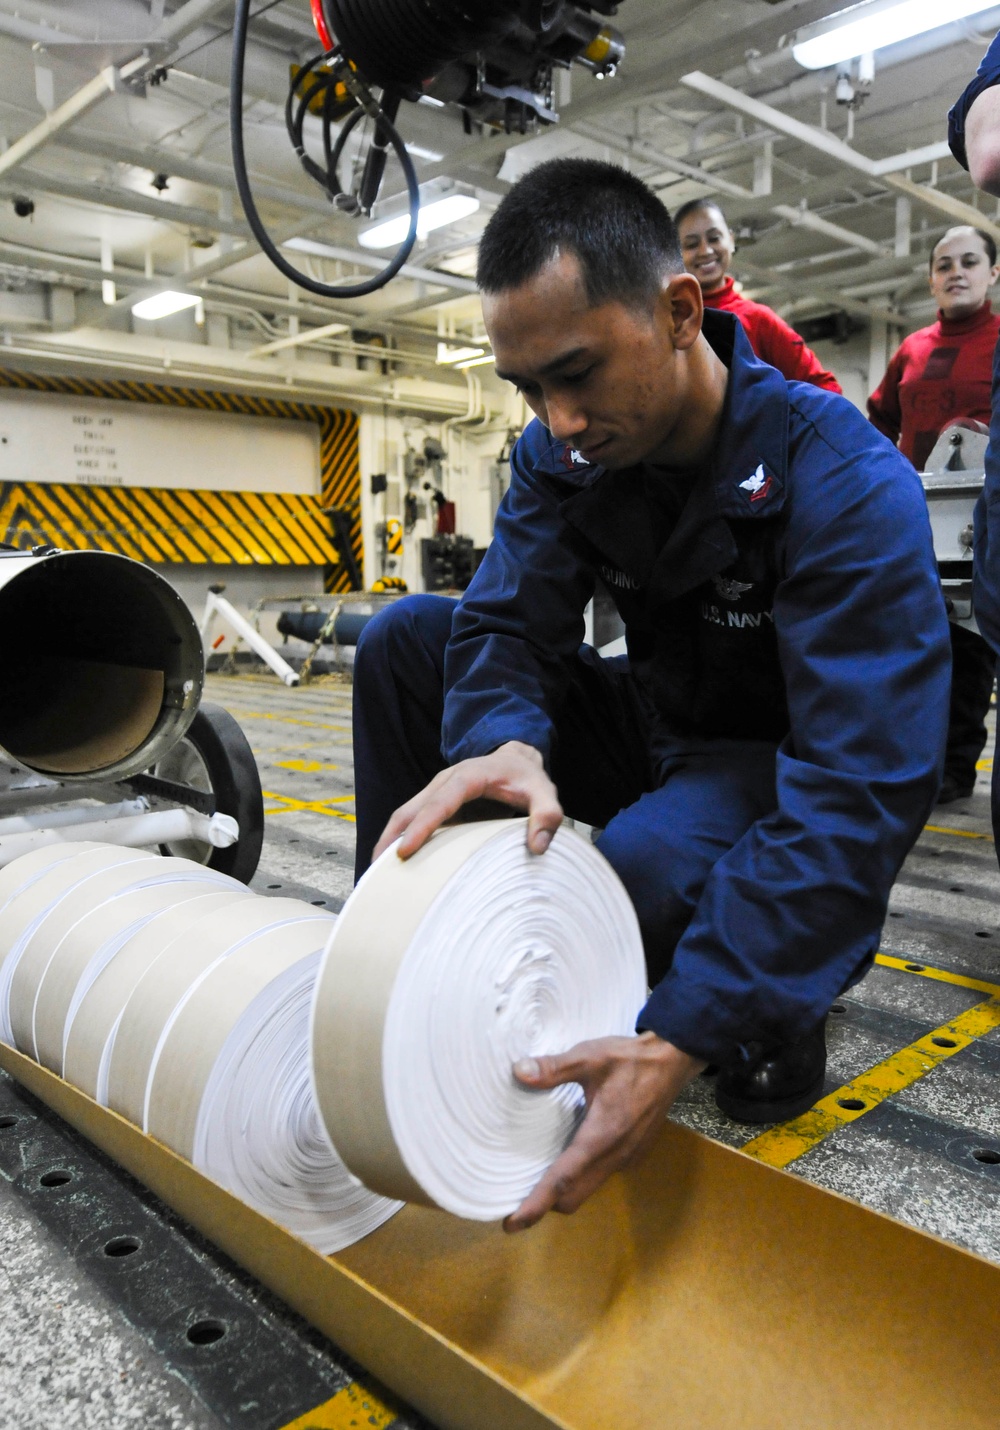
0,1043,565,1430
2,1041,998,1429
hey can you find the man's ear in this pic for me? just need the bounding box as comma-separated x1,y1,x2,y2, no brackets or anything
662,272,704,351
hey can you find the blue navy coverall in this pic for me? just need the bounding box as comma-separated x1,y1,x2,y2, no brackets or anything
950,36,1000,846
354,313,951,1068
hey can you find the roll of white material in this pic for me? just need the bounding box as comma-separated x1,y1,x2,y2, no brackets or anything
0,843,156,1046
62,889,256,1102
311,818,648,1222
145,928,402,1252
107,897,321,1129
9,856,246,1067
30,857,248,1075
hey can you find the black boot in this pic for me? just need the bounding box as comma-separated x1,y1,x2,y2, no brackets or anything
714,1019,827,1124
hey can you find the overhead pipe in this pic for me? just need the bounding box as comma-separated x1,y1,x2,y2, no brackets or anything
680,70,1000,244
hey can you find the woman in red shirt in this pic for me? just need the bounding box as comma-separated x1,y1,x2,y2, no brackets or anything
869,225,1000,803
675,199,841,392
868,226,1000,469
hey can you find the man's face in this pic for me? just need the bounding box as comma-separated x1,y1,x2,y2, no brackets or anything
482,251,694,470
929,228,1000,319
677,205,734,295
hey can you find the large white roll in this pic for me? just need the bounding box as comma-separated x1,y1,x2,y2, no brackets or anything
311,819,648,1222
62,889,255,1102
0,842,401,1253
145,927,402,1252
103,895,400,1251
0,843,156,1046
9,856,245,1067
107,896,319,1128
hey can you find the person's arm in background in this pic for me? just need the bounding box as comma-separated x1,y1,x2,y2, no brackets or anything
749,307,842,393
866,347,904,447
965,87,1000,194
949,31,1000,191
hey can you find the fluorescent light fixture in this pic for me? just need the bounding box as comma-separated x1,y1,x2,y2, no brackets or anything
437,342,485,365
408,143,444,162
359,193,481,251
131,290,201,321
455,353,496,370
793,0,998,68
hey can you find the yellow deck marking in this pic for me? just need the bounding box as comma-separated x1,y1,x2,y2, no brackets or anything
923,823,994,842
875,952,1000,999
742,996,1000,1169
223,706,352,734
976,756,993,771
742,956,1000,1169
275,759,340,773
262,790,356,823
276,1382,396,1430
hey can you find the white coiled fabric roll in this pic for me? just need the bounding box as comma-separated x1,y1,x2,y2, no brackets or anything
311,818,648,1222
9,855,245,1069
103,891,401,1251
0,842,400,1253
62,889,255,1102
144,929,402,1252
0,843,155,1046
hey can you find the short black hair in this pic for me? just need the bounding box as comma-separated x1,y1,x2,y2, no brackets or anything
476,158,682,308
929,226,998,269
673,197,728,232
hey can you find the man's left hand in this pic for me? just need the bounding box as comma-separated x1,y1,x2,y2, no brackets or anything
503,1032,707,1232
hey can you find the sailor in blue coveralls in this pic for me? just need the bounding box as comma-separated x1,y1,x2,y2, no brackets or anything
353,159,951,1232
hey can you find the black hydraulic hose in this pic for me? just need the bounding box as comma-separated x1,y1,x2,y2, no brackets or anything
287,65,339,197
231,0,420,299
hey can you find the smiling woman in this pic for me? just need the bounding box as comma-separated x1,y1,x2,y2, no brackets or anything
867,225,1000,471
673,199,841,393
867,223,1000,806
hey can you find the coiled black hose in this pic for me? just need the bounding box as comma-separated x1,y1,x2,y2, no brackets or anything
231,0,420,299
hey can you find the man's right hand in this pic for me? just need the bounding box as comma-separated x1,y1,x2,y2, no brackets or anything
372,741,563,862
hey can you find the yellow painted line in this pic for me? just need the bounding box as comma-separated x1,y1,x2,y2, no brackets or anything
223,706,352,734
742,996,1000,1169
262,790,356,823
875,952,1000,999
276,1381,396,1430
924,823,994,842
276,759,340,772
976,756,993,771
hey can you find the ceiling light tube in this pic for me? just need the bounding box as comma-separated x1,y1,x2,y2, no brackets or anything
360,194,481,251
437,342,485,365
792,0,998,69
131,290,201,321
455,353,496,370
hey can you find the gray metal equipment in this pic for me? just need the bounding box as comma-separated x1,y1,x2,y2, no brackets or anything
0,547,264,883
920,420,988,632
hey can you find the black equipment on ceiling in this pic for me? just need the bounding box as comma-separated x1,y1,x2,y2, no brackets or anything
229,0,626,301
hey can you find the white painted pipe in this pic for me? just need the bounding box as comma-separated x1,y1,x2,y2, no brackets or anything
201,591,300,687
0,809,238,866
0,797,148,835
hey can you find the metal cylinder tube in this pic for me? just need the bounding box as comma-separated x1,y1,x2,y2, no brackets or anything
0,549,203,780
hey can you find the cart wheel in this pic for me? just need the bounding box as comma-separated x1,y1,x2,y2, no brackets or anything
153,702,264,884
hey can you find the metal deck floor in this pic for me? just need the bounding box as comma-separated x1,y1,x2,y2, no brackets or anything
2,669,999,1428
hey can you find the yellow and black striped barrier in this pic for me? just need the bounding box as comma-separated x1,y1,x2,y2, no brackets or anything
0,371,361,588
